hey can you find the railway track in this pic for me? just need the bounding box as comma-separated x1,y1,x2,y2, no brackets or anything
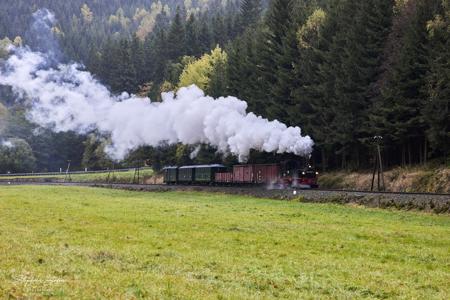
1,180,449,213
313,188,450,197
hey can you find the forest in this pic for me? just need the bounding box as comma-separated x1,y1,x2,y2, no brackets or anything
0,0,448,172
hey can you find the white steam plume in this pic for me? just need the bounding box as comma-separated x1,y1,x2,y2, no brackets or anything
1,140,14,148
0,10,313,162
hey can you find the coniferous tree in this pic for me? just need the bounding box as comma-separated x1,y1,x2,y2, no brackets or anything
149,28,169,84
423,0,450,157
330,0,393,168
239,0,262,30
198,14,213,53
374,0,439,165
292,7,332,169
258,0,298,124
212,14,227,46
167,7,186,60
185,14,200,56
227,29,266,115
110,39,137,93
131,35,146,87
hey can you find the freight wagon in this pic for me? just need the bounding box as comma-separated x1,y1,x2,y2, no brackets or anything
167,164,227,185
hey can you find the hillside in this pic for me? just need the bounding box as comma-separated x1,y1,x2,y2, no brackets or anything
0,0,242,63
0,0,448,174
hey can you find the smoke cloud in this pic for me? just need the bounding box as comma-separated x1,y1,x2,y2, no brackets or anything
1,140,13,148
0,9,314,162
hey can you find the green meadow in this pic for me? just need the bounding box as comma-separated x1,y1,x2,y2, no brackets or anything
0,186,449,299
0,168,153,183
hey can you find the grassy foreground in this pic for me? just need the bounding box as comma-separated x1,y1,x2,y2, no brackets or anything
0,186,449,299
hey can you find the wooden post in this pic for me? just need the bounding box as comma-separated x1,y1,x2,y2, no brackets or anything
377,144,385,191
107,163,115,183
371,136,385,191
424,138,428,164
371,153,377,192
132,166,141,184
64,160,71,182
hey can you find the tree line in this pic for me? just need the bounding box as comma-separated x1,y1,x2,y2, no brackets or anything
87,0,449,170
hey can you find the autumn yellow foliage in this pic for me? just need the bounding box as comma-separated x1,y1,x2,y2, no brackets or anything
178,46,227,91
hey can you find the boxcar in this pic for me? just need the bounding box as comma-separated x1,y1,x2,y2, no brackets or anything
254,164,279,184
233,165,255,183
215,172,233,183
194,164,227,183
163,167,178,184
178,166,195,183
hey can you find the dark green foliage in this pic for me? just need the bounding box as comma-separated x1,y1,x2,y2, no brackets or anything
423,2,450,156
167,8,186,60
111,40,138,93
373,0,442,166
239,0,262,30
207,54,228,97
324,0,393,167
0,0,448,172
0,138,36,173
82,135,113,170
227,29,267,115
257,0,298,124
185,14,200,56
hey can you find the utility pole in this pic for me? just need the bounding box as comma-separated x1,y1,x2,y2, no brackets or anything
107,163,115,183
132,161,142,184
371,136,385,191
64,160,72,182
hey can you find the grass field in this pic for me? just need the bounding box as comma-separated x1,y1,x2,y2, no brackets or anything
0,186,449,299
0,168,154,183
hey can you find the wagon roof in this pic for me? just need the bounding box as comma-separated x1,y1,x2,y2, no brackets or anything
179,164,225,169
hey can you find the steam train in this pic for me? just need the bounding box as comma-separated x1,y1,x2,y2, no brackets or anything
163,162,319,188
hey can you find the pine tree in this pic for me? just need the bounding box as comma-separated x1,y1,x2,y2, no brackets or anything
108,39,137,93
131,35,146,86
423,0,450,156
330,0,394,167
198,14,212,53
374,0,439,165
167,7,186,60
212,14,227,46
239,0,262,30
227,28,266,116
258,0,298,124
185,14,200,56
291,7,332,169
148,28,169,84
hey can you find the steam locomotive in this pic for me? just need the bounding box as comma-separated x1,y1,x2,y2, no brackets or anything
163,162,319,188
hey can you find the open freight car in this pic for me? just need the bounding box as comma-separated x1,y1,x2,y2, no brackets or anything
164,164,227,185
216,164,279,185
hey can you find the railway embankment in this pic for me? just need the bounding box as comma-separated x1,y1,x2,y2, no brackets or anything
100,183,450,213
319,165,450,194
